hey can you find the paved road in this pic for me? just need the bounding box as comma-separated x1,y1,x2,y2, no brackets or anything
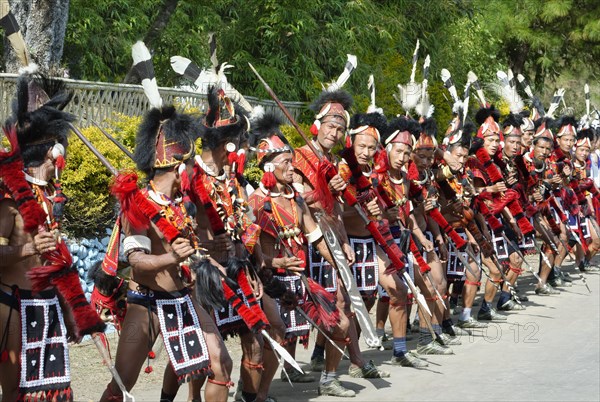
133,260,600,401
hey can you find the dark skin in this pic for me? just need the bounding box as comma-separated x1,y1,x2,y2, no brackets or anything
341,133,408,362
251,152,339,401
188,141,267,401
0,149,80,402
100,162,233,402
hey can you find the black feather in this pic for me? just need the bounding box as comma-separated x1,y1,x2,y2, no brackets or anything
502,113,524,130
475,106,500,125
192,259,227,310
350,112,387,136
87,261,122,296
309,89,353,114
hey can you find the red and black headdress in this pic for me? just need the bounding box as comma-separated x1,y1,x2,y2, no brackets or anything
199,86,250,151
7,72,75,168
131,41,195,177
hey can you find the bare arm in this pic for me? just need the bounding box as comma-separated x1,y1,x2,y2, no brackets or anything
0,199,38,268
124,218,194,273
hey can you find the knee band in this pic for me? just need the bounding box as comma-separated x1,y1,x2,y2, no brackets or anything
207,377,235,388
242,359,264,371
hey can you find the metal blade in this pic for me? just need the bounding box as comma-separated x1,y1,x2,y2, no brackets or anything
261,330,304,374
93,334,135,402
403,272,432,317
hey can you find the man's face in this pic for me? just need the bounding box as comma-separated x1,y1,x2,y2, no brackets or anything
483,135,500,156
353,133,378,166
504,136,522,158
522,130,534,148
317,117,346,151
575,145,591,164
533,138,553,161
387,142,412,171
412,148,435,171
271,152,294,184
557,134,575,154
449,145,469,171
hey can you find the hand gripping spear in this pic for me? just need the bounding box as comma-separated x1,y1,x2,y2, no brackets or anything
248,63,435,339
69,123,306,374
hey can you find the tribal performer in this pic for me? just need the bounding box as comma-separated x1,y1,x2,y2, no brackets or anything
190,87,268,402
468,106,524,320
338,110,415,362
0,72,105,401
375,116,447,366
293,88,389,396
521,121,562,295
492,112,532,310
437,120,490,328
101,43,229,402
248,110,343,399
407,118,458,354
572,128,600,264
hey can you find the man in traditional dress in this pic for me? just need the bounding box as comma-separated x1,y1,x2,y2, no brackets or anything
100,100,231,401
248,110,347,398
0,72,105,401
189,87,268,402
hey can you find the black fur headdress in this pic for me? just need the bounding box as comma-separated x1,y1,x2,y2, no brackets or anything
249,110,292,167
199,86,249,150
309,89,353,115
7,73,75,167
134,105,195,176
383,116,420,145
349,112,387,141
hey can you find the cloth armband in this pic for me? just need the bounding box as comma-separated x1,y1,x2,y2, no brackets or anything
292,182,305,194
123,235,151,256
305,226,323,243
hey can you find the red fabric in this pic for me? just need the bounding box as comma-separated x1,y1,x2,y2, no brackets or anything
222,269,269,333
91,286,126,330
0,127,47,232
303,278,340,330
191,165,226,235
476,147,503,183
428,209,467,250
110,172,149,231
28,240,73,292
101,218,121,276
507,200,534,235
52,267,106,337
409,237,431,274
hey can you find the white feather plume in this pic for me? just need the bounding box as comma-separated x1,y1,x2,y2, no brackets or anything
495,70,524,113
517,74,534,99
18,62,39,76
467,70,486,107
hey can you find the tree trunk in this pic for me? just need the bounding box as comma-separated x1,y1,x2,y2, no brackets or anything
3,0,70,73
122,0,179,84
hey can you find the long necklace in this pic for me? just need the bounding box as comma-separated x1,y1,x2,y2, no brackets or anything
149,180,198,247
268,190,303,247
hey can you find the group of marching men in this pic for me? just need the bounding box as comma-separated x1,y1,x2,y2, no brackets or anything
1,37,600,402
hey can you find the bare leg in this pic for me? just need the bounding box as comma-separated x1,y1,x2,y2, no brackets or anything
195,304,232,402
0,297,20,402
100,303,161,401
257,295,286,402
